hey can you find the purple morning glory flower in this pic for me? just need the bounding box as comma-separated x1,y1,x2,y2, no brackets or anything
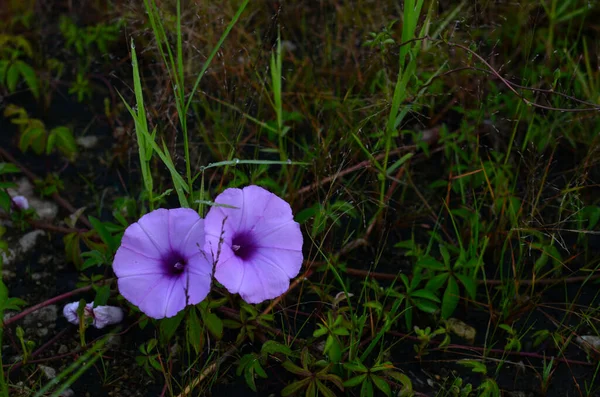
112,208,212,319
204,185,303,304
11,195,29,210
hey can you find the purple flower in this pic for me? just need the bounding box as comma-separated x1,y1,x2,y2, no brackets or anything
11,195,29,210
204,185,303,304
63,302,124,329
112,208,212,319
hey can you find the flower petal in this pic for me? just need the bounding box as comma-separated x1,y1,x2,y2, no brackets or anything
238,258,291,304
165,208,204,258
117,274,177,319
63,302,80,325
112,245,166,277
93,306,124,329
251,186,293,222
118,222,163,259
184,271,212,305
163,277,188,318
136,208,172,254
253,219,303,251
204,191,240,240
213,246,245,293
254,245,303,279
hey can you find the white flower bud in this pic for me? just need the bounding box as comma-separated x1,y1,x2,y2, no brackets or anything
92,306,124,329
62,301,123,329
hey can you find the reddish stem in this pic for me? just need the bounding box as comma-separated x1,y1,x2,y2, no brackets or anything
3,279,114,328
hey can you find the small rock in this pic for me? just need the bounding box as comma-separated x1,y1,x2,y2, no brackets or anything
76,136,98,149
31,273,42,281
576,335,600,354
29,198,58,220
1,248,16,267
106,334,122,348
39,364,56,379
281,40,297,51
58,344,68,354
14,178,33,197
59,388,75,397
23,305,57,326
19,230,45,252
36,327,49,337
446,318,476,343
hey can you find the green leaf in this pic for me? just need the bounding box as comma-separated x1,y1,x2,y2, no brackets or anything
386,153,413,175
534,252,549,273
387,371,413,396
441,276,460,319
244,363,257,392
425,272,449,292
315,379,338,397
371,374,391,397
282,360,311,377
93,284,110,306
281,378,311,396
413,299,438,314
50,126,77,160
0,191,10,211
327,337,342,363
0,163,20,175
6,63,19,92
306,380,317,397
19,127,46,154
63,232,82,268
261,340,292,356
360,378,374,397
0,60,8,82
439,244,451,267
202,312,223,339
583,206,600,229
313,324,329,338
254,361,267,378
411,289,440,302
187,307,203,355
417,256,445,271
343,374,368,388
343,362,368,373
455,273,477,300
457,359,487,375
15,60,38,98
222,319,242,329
160,310,184,342
81,250,104,270
88,216,117,253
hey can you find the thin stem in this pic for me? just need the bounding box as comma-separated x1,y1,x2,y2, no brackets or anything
3,279,114,328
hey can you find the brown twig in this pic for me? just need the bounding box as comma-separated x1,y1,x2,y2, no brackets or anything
296,145,418,196
175,344,238,397
261,267,314,317
386,330,594,367
343,267,600,287
3,279,114,328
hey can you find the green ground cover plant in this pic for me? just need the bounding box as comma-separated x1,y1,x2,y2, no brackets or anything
1,0,600,396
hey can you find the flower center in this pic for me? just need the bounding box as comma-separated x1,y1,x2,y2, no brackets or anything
231,232,257,260
163,252,187,275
